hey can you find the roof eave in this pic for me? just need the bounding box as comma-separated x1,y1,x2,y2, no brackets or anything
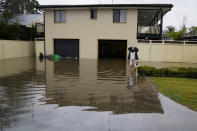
37,4,173,9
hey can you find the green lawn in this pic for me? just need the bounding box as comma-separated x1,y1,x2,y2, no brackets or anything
149,77,197,111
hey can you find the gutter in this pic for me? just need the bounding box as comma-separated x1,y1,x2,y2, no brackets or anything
37,4,173,9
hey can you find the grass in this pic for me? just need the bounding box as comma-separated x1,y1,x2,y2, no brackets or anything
149,77,197,111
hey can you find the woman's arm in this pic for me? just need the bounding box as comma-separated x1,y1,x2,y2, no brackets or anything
135,47,139,53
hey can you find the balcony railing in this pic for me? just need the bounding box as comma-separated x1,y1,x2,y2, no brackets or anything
138,26,160,34
137,26,161,40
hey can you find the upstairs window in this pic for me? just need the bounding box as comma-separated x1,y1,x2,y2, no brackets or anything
90,9,97,19
113,9,126,23
54,10,66,23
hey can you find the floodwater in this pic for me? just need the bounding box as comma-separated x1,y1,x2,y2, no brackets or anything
0,57,197,131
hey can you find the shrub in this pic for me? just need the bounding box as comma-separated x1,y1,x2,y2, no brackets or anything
138,66,197,78
0,23,36,40
0,22,21,40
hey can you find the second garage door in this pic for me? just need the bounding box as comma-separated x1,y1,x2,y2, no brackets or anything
54,39,79,58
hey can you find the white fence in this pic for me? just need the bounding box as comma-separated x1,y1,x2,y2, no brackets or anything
0,40,35,59
137,40,197,63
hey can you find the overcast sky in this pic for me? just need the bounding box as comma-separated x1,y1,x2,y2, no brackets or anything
38,0,197,30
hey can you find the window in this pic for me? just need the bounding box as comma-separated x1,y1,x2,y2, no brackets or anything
54,10,66,23
113,9,126,23
90,9,97,19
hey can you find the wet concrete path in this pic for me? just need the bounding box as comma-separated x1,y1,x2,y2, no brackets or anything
0,57,197,131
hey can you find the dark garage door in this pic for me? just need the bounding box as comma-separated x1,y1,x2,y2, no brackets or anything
98,40,127,59
54,39,79,58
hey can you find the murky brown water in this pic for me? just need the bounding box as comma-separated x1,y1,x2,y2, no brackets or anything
0,57,197,131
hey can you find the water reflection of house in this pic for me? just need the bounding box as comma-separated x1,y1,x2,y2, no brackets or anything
45,59,163,114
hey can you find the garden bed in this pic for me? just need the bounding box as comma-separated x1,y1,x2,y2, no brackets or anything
138,66,197,78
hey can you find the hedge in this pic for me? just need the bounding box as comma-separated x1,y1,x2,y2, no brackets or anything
138,66,197,78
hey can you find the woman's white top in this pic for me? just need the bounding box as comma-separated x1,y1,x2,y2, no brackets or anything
130,52,135,60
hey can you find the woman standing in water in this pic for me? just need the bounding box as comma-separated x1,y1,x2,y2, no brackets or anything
128,46,139,67
127,46,139,87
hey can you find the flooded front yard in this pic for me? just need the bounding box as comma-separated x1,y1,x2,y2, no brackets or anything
0,57,197,131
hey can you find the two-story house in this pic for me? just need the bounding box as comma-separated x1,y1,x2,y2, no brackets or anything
38,4,173,59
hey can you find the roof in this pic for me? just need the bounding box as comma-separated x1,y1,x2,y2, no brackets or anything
37,4,173,10
14,14,43,26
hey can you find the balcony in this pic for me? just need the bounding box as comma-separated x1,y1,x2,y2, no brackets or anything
137,8,169,40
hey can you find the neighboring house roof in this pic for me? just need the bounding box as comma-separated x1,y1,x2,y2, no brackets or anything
14,14,43,26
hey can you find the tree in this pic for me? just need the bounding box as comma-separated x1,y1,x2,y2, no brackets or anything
3,0,40,14
167,26,187,40
188,26,197,35
0,9,14,23
165,25,176,33
0,0,39,40
0,0,6,13
0,22,21,40
26,0,40,14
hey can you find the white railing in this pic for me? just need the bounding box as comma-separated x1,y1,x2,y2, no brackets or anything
138,40,197,44
138,26,160,34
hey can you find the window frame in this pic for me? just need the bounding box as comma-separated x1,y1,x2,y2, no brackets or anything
113,9,127,23
54,10,66,23
90,9,97,19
